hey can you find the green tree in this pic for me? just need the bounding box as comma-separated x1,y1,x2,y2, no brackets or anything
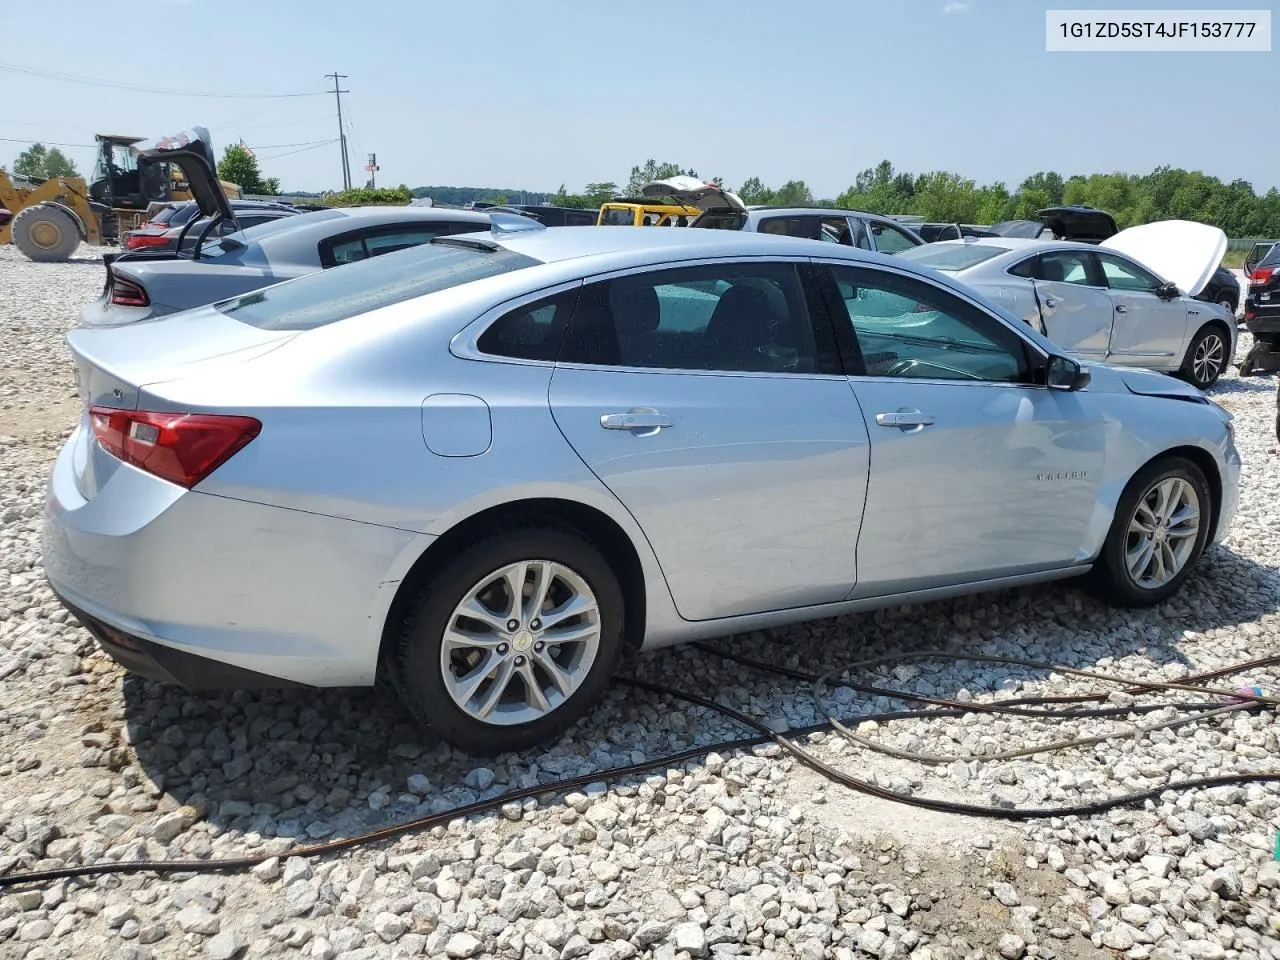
12,143,78,180
216,145,277,195
625,160,697,196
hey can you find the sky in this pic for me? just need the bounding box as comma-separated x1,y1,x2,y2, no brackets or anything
1,0,1275,198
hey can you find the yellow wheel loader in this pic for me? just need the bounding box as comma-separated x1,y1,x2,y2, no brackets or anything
0,132,242,262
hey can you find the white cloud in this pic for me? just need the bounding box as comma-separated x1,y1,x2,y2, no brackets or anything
943,1,973,13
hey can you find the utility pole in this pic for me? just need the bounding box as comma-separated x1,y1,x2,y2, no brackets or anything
325,71,350,190
366,153,378,189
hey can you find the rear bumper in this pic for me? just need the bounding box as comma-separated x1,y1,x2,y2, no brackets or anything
43,429,431,688
60,594,305,689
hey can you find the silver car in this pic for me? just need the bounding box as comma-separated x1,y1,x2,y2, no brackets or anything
44,222,1240,753
84,207,496,327
897,220,1238,389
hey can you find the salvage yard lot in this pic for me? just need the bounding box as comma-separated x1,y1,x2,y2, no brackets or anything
2,246,1280,960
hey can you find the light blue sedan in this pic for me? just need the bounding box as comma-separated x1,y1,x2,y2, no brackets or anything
43,220,1240,753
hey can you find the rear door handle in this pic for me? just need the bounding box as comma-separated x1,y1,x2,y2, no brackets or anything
875,410,935,430
1115,304,1128,314
600,412,674,431
1043,296,1059,308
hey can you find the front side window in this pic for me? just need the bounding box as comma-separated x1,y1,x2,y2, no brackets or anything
825,265,1031,383
1096,252,1162,293
561,262,818,374
866,220,919,254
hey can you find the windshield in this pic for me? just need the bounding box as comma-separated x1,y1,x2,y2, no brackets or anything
217,240,541,330
896,243,1007,272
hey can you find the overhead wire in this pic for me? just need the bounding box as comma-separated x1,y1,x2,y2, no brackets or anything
0,61,327,99
0,644,1276,889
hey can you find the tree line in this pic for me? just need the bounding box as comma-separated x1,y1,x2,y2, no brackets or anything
546,159,1280,238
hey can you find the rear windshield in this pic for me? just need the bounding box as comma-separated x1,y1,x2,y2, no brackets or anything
1260,242,1280,268
896,243,1007,272
198,209,345,258
217,240,541,330
692,212,746,231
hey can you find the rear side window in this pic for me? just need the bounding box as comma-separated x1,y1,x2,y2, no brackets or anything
600,207,636,226
218,241,541,331
560,262,819,374
477,289,582,361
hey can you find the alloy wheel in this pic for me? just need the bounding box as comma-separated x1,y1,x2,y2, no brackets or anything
1125,477,1200,589
440,560,601,726
1192,333,1225,386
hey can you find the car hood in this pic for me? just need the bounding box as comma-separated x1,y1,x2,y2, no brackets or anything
1100,219,1226,298
640,176,747,213
1036,206,1118,243
130,126,236,226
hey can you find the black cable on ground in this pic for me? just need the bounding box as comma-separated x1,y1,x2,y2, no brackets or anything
2,649,1278,889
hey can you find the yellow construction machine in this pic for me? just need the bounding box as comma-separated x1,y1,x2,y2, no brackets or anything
0,132,242,261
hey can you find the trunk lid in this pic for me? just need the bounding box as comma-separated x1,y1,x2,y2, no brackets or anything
1036,206,1118,243
67,306,297,499
640,176,747,213
130,126,237,227
1100,220,1227,297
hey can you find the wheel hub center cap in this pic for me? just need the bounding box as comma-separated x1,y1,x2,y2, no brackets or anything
511,631,533,653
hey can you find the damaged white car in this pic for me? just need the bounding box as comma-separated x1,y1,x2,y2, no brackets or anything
897,220,1236,389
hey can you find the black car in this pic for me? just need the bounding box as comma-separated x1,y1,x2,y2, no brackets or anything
1197,265,1241,316
483,204,597,226
1245,242,1280,344
988,206,1119,244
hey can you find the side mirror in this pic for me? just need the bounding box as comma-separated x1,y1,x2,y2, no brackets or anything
1046,354,1091,391
1156,281,1180,299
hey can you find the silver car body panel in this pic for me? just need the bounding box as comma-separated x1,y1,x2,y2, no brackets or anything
45,227,1240,684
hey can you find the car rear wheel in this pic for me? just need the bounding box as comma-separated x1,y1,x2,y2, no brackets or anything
1089,457,1212,608
1180,325,1228,389
394,527,624,754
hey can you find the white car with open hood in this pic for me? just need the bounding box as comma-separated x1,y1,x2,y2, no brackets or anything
897,219,1236,389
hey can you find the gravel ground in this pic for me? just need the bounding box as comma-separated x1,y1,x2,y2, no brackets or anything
2,245,1280,960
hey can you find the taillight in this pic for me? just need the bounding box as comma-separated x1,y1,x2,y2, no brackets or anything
1250,267,1276,285
110,276,150,307
125,233,170,250
89,407,261,488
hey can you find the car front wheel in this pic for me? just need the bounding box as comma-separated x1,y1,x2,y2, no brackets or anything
1089,457,1212,607
394,527,625,754
1180,325,1228,389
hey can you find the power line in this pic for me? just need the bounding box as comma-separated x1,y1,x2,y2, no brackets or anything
0,136,93,148
325,72,351,190
256,140,340,161
0,61,327,99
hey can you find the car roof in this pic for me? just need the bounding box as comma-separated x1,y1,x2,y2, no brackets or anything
473,223,889,266
742,206,895,219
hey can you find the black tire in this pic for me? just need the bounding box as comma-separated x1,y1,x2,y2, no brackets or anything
394,526,625,754
1217,296,1236,318
1179,324,1229,389
11,204,81,262
1089,457,1213,608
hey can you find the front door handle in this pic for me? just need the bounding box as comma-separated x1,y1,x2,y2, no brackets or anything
1043,296,1059,308
600,411,674,431
875,410,935,430
1115,304,1128,314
